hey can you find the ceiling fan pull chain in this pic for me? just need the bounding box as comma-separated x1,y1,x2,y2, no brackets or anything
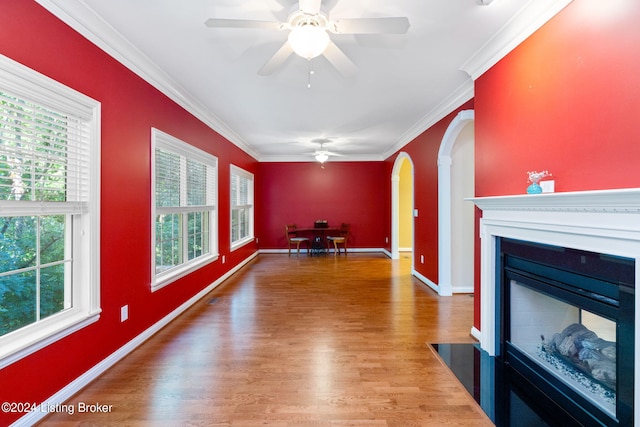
307,59,315,89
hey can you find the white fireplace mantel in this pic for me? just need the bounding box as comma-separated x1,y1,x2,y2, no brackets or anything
468,188,640,213
468,188,640,425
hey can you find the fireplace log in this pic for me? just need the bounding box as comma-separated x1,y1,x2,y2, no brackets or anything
542,323,616,389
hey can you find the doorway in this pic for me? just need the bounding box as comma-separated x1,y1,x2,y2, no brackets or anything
391,152,414,262
437,110,475,296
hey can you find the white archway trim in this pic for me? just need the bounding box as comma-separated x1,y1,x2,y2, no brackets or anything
391,152,414,260
437,109,474,296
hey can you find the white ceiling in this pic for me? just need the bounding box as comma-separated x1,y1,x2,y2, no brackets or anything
37,0,571,162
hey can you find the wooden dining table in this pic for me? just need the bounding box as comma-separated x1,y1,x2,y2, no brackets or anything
295,227,340,255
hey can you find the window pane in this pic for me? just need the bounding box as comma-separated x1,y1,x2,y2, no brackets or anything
231,174,238,206
187,159,206,206
40,215,66,264
239,208,248,238
239,177,248,205
0,216,37,274
0,270,36,336
187,211,208,260
230,168,252,246
0,93,70,202
202,213,210,254
155,213,182,273
231,207,249,242
40,263,67,320
231,209,239,242
155,149,180,207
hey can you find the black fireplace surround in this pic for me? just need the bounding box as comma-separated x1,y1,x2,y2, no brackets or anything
498,238,635,426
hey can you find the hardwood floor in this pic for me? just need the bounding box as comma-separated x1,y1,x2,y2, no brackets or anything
40,253,492,426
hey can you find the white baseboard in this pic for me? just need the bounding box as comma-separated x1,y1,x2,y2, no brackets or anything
412,269,439,293
470,326,481,342
12,251,258,427
412,270,475,296
258,248,386,255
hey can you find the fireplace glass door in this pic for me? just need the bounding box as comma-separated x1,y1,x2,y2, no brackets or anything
509,279,617,417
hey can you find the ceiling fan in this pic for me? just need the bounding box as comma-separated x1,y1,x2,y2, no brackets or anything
306,138,344,163
204,0,410,76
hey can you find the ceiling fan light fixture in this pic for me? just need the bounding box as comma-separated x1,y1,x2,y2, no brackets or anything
288,24,330,59
315,152,329,163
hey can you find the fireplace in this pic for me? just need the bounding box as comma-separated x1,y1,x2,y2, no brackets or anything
500,238,634,425
469,189,640,426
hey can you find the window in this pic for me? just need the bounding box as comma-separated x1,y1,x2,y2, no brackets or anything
152,128,217,290
230,165,254,250
0,54,100,367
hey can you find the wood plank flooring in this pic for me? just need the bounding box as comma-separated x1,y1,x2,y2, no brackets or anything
39,253,492,426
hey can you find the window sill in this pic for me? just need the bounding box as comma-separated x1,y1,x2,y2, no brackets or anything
152,254,218,292
230,236,254,252
0,310,101,369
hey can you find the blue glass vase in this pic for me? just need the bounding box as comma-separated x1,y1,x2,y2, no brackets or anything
527,182,542,194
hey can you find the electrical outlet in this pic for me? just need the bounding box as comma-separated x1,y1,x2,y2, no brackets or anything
222,255,226,264
420,255,424,264
120,305,128,322
414,209,419,217
385,237,389,243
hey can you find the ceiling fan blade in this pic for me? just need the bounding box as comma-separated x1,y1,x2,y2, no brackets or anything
299,0,322,15
204,18,282,30
322,0,341,13
331,17,410,34
322,41,357,77
258,41,294,75
306,150,343,157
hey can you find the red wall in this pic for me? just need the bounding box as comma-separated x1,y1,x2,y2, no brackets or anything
0,1,258,424
257,162,387,249
385,100,474,284
473,0,640,327
5,1,640,422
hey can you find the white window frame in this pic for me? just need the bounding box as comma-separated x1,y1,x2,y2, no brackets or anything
0,54,101,369
151,128,218,291
230,165,254,251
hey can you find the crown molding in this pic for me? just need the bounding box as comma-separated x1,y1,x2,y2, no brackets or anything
460,0,574,80
258,153,384,163
34,0,573,164
382,79,474,160
34,0,260,160
383,0,574,160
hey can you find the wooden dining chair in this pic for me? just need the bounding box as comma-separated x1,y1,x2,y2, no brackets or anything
326,223,350,255
285,224,309,256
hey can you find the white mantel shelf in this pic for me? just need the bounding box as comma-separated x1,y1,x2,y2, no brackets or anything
467,188,640,213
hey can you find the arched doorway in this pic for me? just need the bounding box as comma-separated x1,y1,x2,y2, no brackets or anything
437,110,475,296
391,152,414,261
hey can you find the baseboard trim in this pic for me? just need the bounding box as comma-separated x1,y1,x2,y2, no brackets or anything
470,326,481,342
412,270,474,296
258,248,387,255
12,251,258,427
412,269,439,294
